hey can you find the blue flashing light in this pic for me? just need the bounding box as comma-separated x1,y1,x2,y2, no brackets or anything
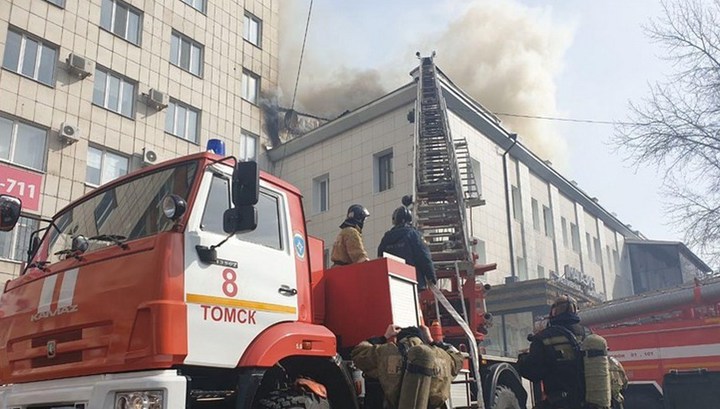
207,139,226,155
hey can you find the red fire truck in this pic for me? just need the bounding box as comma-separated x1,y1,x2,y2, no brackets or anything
579,278,720,408
0,150,526,409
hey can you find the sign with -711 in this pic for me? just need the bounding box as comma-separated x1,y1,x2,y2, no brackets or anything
0,162,43,212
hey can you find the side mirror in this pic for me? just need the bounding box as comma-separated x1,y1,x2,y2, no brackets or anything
223,206,257,234
232,161,259,206
0,195,22,232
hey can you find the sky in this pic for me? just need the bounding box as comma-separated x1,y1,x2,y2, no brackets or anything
278,0,680,242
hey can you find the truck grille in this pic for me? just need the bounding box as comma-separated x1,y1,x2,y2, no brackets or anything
8,323,112,373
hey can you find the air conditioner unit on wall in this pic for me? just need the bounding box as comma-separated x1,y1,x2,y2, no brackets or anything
59,122,80,145
145,89,168,110
142,148,158,166
65,53,92,79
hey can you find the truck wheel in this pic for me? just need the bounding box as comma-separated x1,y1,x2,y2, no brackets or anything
490,385,521,409
256,390,330,409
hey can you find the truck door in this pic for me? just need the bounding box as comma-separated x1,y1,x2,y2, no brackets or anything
183,168,298,367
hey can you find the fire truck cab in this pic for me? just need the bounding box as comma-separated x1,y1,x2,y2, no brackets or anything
0,152,358,408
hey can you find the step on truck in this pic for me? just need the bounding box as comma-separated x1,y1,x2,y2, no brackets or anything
0,148,526,409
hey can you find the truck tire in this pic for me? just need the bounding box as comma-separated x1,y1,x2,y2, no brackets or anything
256,390,330,409
490,385,521,409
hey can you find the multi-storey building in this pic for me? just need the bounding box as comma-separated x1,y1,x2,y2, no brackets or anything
0,0,279,280
267,63,711,356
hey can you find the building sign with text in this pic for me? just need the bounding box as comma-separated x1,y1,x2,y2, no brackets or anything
0,162,43,212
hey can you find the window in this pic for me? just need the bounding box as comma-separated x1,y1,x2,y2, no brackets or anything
503,311,534,357
201,175,230,234
165,100,200,143
45,0,65,8
243,12,262,47
511,186,521,221
474,239,486,264
613,249,620,273
570,223,580,252
86,146,129,186
239,130,258,161
0,216,38,262
181,0,206,13
92,67,136,117
586,233,593,261
2,28,57,86
516,257,527,280
543,206,553,237
470,158,482,196
100,0,142,45
531,199,540,231
313,174,329,213
537,265,545,278
241,70,259,104
606,245,612,272
48,162,198,260
594,238,602,265
0,116,47,170
238,192,284,250
170,31,203,76
561,217,568,247
374,150,393,192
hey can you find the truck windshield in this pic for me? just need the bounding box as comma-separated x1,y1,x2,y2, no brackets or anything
43,161,199,263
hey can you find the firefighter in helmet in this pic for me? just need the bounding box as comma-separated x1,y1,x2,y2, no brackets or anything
608,356,628,409
377,205,437,290
351,324,463,409
330,204,370,266
518,295,612,409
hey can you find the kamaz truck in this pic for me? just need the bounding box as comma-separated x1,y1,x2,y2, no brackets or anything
0,149,526,409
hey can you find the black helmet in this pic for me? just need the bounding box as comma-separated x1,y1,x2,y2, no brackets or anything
396,326,424,342
549,295,578,318
392,206,412,226
347,204,370,222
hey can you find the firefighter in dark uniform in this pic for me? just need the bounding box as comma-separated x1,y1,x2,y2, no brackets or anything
351,324,464,409
518,295,611,409
331,204,370,266
377,206,437,290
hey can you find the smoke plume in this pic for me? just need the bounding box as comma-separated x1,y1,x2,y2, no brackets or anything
278,0,572,166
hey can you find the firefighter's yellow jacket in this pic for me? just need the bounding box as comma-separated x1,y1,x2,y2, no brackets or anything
331,226,369,265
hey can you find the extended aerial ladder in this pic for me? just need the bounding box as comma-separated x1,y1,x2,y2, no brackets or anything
413,54,490,342
412,54,492,408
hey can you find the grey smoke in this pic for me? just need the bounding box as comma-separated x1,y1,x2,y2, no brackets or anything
278,0,572,166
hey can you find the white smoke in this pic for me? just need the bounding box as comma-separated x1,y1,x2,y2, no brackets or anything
279,0,572,166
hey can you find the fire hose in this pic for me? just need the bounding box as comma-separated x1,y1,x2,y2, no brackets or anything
429,284,485,409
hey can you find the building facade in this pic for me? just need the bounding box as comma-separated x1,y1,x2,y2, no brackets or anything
0,0,279,280
267,65,710,356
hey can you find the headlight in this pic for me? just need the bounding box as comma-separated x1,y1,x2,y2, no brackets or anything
115,391,163,409
161,194,187,221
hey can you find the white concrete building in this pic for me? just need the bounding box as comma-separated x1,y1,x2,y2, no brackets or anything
266,64,711,356
269,67,641,300
0,0,279,280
